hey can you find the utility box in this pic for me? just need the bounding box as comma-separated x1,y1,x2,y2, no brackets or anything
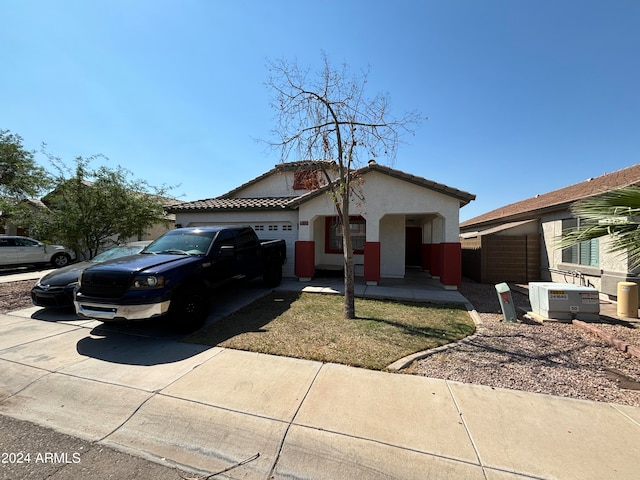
529,282,600,321
495,282,517,322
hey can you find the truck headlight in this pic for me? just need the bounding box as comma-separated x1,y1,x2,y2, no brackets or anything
132,275,165,289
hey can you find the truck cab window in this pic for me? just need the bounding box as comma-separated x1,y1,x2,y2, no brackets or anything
214,230,235,251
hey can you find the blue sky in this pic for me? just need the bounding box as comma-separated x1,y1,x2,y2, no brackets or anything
2,0,638,221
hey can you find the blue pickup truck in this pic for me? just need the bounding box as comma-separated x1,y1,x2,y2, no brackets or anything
74,226,286,331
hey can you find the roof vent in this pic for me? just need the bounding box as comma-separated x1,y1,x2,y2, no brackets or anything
368,159,377,165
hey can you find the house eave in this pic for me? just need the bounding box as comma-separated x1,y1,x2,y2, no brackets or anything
461,202,573,231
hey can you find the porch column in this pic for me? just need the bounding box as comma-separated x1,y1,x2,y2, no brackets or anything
440,242,462,289
364,242,381,285
295,241,315,281
421,244,432,272
430,243,442,279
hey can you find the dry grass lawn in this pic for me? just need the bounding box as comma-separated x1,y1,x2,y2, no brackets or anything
185,291,475,370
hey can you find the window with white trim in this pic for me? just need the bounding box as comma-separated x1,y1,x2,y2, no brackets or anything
561,218,599,266
325,216,366,254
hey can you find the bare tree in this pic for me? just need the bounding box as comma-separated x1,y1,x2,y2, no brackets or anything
265,55,422,318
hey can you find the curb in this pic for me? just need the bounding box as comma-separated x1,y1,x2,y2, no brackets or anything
386,301,486,371
572,319,640,360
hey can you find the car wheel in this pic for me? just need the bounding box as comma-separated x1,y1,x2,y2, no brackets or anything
51,253,71,268
263,258,283,287
170,286,209,332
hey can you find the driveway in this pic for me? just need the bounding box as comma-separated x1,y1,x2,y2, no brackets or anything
6,272,273,342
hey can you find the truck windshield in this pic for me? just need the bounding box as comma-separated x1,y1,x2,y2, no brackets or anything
143,232,216,256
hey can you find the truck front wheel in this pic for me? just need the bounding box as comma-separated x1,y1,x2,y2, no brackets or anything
170,286,209,332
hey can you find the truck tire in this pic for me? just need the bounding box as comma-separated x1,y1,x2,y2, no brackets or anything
263,258,282,287
170,286,209,332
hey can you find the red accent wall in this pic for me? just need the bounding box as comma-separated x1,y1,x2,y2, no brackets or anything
430,243,442,277
421,244,432,271
440,242,462,287
295,241,315,278
364,242,381,282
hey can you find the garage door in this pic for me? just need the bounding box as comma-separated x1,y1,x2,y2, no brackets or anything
187,222,297,278
251,222,296,278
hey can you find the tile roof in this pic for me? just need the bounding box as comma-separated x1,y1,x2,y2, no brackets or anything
363,162,476,204
167,160,476,212
461,163,640,229
288,161,476,207
167,197,298,212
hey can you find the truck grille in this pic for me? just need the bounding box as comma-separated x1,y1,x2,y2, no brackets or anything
81,271,131,298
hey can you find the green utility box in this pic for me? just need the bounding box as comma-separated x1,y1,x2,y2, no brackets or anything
495,282,517,322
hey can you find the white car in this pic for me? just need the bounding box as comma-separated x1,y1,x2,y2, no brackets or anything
0,236,75,268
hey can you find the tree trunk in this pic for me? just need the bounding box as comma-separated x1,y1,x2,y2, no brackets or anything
340,193,356,319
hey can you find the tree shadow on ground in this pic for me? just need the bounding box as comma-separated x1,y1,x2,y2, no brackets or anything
185,292,301,345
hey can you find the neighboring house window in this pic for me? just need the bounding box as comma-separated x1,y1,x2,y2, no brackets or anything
562,218,599,267
254,225,264,231
325,216,366,254
283,224,293,231
268,225,278,231
293,170,320,190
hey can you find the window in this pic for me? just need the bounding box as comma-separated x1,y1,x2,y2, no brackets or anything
214,230,235,250
254,225,264,231
236,230,258,249
325,216,366,254
14,238,38,247
283,224,293,231
562,218,599,266
268,225,278,231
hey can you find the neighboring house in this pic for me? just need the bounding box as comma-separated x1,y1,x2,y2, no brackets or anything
1,183,176,255
459,164,640,299
42,180,177,245
166,160,476,289
0,199,46,236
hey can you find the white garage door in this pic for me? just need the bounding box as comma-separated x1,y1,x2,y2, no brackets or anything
187,222,297,278
251,222,296,278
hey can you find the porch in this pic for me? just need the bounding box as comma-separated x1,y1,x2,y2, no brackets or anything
278,268,468,305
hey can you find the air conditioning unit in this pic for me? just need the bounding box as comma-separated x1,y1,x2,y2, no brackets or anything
528,282,600,321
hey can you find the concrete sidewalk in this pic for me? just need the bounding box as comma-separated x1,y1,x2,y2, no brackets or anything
1,276,639,479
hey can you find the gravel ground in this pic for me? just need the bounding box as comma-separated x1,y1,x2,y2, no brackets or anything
3,278,640,407
407,281,640,407
0,280,37,313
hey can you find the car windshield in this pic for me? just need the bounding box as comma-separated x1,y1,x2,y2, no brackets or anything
143,231,216,256
92,245,146,262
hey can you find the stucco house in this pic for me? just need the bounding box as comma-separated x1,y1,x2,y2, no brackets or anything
460,164,640,299
166,160,476,289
